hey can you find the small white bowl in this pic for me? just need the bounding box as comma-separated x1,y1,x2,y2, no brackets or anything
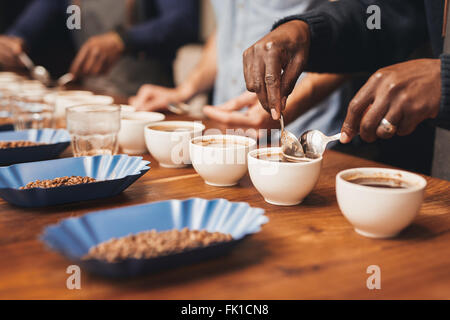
55,95,113,119
248,147,322,206
145,121,205,168
190,135,257,187
43,90,93,105
118,111,165,155
336,167,427,238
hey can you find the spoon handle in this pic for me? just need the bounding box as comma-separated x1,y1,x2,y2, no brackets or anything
327,133,341,142
18,53,34,70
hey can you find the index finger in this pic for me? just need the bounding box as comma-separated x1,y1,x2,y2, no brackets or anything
341,79,377,143
265,49,283,120
70,45,90,76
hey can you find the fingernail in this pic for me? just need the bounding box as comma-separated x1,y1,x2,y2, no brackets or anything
271,108,278,120
340,132,351,143
270,109,280,120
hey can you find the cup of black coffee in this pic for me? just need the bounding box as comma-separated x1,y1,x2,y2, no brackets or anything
336,167,427,238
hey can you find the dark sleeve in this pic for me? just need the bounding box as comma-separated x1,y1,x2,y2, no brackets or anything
6,0,67,48
273,0,428,73
438,54,450,130
118,0,199,59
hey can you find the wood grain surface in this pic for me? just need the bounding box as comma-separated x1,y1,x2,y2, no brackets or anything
0,112,449,300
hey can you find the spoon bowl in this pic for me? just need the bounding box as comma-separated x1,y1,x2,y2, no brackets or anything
280,115,305,160
279,114,341,160
32,66,51,87
300,130,341,159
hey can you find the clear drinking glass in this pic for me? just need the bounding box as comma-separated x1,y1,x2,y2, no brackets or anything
0,83,21,127
54,95,113,128
66,104,121,157
11,91,54,130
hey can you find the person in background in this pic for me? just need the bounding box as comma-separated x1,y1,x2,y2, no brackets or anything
131,0,352,141
0,0,198,96
243,0,449,179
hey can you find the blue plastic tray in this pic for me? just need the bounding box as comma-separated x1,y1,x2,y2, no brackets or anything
41,198,268,278
0,129,71,166
0,154,150,207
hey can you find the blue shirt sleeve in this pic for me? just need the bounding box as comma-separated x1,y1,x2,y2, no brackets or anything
6,0,68,48
119,0,199,58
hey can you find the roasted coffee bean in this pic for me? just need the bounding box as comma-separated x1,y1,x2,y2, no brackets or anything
83,228,233,262
0,140,45,149
20,176,96,189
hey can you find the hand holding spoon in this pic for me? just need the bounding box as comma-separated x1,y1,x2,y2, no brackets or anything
18,53,51,86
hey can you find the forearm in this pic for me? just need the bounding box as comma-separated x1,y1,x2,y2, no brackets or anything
438,55,450,130
176,34,218,101
6,0,67,48
284,73,348,124
119,0,198,58
274,0,428,73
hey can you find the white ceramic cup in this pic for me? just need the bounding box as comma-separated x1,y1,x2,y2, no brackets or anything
190,135,257,187
336,167,427,238
144,121,205,168
55,94,113,119
43,90,93,106
118,111,165,155
248,147,322,206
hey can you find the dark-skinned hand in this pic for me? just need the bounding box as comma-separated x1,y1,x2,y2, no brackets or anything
243,20,310,120
70,32,124,78
341,59,441,143
0,36,25,69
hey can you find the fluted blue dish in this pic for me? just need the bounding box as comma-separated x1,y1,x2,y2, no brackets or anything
41,198,268,278
0,129,71,166
0,154,150,207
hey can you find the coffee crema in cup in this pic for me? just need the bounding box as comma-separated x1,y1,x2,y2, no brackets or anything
255,152,310,163
193,138,249,148
344,175,414,189
150,125,195,132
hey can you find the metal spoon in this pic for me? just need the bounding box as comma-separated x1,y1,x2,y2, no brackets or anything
56,73,75,87
279,114,305,161
300,130,341,159
168,102,190,115
18,53,51,86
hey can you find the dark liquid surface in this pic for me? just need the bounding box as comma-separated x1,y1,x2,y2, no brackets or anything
194,139,249,147
345,177,413,189
255,152,309,163
150,125,194,132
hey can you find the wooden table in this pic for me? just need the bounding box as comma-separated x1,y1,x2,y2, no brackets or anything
0,115,449,300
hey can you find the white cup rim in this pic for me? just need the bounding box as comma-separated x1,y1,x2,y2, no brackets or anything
248,147,322,165
145,121,205,134
190,134,257,150
121,111,165,123
66,104,120,114
336,167,427,194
